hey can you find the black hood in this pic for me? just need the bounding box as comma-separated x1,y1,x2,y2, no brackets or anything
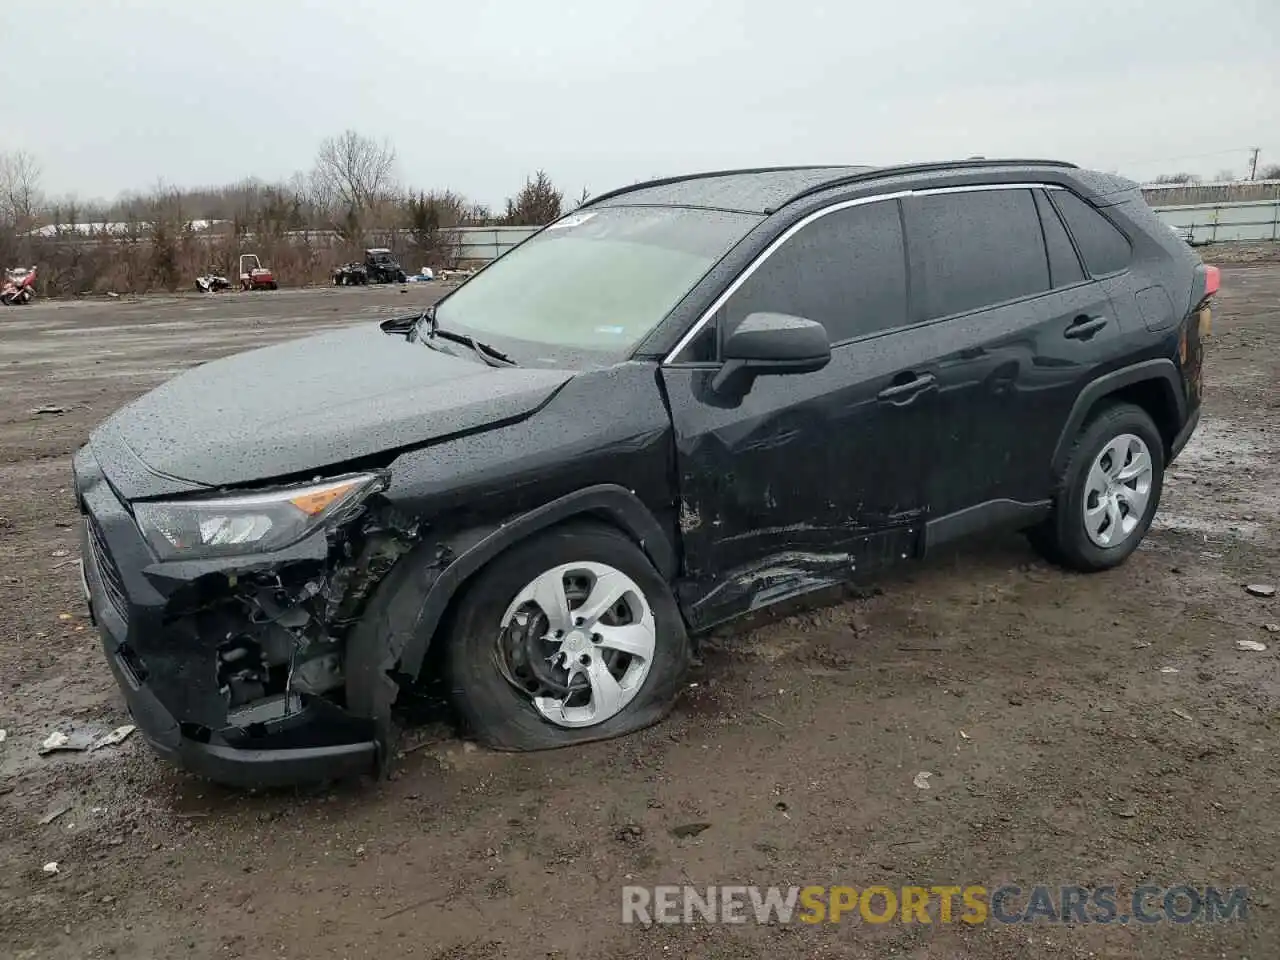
90,324,572,498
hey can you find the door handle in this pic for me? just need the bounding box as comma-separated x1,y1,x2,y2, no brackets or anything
877,373,937,403
1064,315,1108,340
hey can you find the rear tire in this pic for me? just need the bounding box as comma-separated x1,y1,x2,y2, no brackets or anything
1028,402,1165,572
447,523,690,751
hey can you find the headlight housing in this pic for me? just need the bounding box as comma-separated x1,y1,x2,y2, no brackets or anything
134,473,385,561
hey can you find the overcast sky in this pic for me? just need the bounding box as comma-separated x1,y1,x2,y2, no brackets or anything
8,0,1279,207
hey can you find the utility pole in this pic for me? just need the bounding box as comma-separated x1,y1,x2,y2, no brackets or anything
1248,147,1260,181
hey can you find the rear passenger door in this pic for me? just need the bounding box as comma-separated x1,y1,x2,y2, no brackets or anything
901,186,1122,515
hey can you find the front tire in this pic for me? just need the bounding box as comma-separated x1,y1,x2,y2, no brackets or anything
1028,402,1165,572
447,523,690,751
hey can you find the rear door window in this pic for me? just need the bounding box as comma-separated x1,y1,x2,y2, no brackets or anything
1050,190,1132,276
1034,189,1086,288
909,189,1051,320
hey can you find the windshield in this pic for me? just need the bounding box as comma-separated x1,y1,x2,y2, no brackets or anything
432,206,760,354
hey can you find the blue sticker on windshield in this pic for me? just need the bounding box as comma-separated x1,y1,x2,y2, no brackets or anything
594,325,625,335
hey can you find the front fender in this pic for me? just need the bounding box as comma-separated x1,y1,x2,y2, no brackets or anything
342,483,677,740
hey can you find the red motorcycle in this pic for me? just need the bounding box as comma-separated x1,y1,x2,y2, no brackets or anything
1,265,36,305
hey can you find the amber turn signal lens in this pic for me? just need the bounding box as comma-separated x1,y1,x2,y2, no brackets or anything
288,480,361,516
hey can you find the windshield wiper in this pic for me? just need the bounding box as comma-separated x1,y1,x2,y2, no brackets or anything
448,331,517,367
407,305,437,343
407,305,516,366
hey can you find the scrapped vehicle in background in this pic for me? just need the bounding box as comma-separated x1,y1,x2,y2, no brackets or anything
238,253,278,291
75,160,1215,787
195,268,232,293
1,265,37,304
332,248,408,285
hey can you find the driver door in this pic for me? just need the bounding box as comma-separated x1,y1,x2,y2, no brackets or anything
661,197,939,630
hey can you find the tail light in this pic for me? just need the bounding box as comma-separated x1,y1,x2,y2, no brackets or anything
1195,263,1219,339
1203,264,1220,297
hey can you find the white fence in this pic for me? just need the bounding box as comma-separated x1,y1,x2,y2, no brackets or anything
1151,200,1280,245
456,226,539,261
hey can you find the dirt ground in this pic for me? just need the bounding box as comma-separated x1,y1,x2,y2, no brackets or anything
0,270,1277,959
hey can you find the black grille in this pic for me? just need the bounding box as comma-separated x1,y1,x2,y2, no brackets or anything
87,517,129,626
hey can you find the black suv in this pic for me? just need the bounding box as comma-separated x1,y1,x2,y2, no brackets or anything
75,160,1214,787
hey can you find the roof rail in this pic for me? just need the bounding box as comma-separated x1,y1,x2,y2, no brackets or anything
582,158,1079,212
777,158,1079,209
582,165,858,208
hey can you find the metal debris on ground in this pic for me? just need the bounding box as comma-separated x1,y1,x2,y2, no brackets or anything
1159,666,1180,674
670,822,712,839
0,729,6,744
1245,584,1277,598
38,805,71,826
39,731,69,753
31,406,67,415
42,862,59,874
90,725,136,751
1236,639,1268,652
912,771,933,790
1265,624,1280,634
38,729,99,755
1172,708,1195,722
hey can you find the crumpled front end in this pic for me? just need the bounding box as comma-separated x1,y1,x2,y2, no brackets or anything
74,442,417,787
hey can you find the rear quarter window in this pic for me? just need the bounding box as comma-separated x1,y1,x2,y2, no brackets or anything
1050,190,1132,276
1034,189,1085,288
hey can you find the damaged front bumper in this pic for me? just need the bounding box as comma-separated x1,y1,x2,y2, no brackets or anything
74,445,387,788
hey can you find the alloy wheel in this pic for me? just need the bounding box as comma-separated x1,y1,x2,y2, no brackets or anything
496,561,656,728
1082,433,1154,548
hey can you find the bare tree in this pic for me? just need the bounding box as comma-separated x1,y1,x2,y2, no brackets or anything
1258,164,1280,181
0,150,42,267
145,181,193,291
311,131,397,240
461,201,491,225
404,190,467,267
0,150,43,228
1151,172,1202,185
503,171,563,226
1214,169,1237,183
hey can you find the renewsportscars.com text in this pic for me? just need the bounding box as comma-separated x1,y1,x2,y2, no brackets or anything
621,884,1249,925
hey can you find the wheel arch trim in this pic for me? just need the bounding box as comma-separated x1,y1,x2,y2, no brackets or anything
1051,359,1186,475
396,484,677,679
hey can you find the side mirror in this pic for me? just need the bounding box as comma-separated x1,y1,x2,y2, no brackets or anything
712,312,831,393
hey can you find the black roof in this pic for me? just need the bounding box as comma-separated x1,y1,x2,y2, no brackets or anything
587,159,1080,215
